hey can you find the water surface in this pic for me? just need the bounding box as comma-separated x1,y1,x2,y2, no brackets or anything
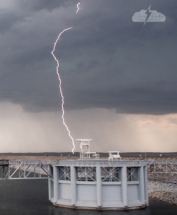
0,180,176,215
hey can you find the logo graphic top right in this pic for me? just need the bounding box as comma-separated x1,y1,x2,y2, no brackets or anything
132,5,166,25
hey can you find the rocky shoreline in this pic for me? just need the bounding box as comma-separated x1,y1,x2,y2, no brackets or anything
148,180,177,205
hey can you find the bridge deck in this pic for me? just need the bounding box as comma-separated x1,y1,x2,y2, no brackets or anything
0,159,176,180
0,160,56,180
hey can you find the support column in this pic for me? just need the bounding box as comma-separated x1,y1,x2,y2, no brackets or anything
53,166,59,203
96,166,102,207
121,166,128,207
144,166,149,206
48,166,52,200
139,166,145,205
71,166,77,206
48,179,51,200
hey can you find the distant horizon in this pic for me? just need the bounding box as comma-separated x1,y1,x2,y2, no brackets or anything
1,152,177,157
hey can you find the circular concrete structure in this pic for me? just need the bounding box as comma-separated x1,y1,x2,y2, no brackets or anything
48,159,148,210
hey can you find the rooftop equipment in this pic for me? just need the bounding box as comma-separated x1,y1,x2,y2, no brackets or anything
108,151,121,161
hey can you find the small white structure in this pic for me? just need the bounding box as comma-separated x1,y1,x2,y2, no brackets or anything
77,139,99,159
77,139,92,159
48,140,148,210
108,151,121,161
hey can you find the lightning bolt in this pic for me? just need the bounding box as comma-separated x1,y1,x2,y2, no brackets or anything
76,2,80,13
51,3,81,154
51,27,75,154
144,5,152,26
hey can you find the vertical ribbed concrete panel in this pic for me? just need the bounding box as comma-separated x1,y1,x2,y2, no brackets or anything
96,166,102,207
144,166,148,206
139,166,145,204
53,166,59,203
49,160,148,210
48,180,51,200
48,165,52,201
71,166,76,205
121,166,128,207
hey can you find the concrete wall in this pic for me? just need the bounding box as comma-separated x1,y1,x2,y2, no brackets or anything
49,161,148,210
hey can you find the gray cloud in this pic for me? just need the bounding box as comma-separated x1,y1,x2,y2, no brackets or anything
1,102,177,153
0,0,176,115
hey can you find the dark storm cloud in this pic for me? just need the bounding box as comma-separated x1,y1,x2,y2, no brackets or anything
0,0,177,114
16,0,79,12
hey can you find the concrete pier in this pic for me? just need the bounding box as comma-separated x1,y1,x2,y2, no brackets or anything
48,159,148,210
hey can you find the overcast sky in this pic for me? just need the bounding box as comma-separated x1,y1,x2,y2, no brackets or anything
0,0,177,153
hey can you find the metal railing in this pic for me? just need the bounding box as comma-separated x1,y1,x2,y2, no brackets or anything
59,159,147,166
0,159,177,180
0,160,57,180
147,159,177,173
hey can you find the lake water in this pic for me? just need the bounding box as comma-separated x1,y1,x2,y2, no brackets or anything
0,180,177,215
